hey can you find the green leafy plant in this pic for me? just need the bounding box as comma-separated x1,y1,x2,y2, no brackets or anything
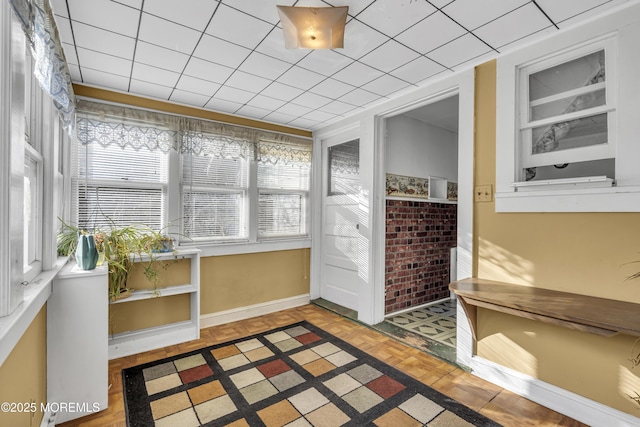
57,218,179,301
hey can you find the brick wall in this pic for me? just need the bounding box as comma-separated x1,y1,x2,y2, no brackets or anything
385,199,457,314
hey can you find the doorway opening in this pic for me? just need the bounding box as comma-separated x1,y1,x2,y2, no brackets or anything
379,94,460,364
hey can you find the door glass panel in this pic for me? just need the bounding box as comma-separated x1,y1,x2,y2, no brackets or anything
328,139,359,195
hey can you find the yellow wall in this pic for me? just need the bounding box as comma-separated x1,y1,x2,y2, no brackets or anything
0,306,47,427
110,249,310,334
473,60,640,414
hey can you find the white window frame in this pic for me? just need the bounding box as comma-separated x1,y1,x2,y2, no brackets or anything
495,6,640,212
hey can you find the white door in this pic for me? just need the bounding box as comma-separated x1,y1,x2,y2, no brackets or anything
320,137,360,311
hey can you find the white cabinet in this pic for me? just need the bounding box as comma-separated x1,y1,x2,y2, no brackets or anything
108,248,201,359
47,263,108,424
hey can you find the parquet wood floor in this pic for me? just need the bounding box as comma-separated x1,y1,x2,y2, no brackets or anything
58,304,586,427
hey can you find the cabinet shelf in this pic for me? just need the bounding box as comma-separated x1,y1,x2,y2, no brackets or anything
110,283,197,304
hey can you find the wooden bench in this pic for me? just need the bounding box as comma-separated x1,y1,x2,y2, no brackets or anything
449,278,640,340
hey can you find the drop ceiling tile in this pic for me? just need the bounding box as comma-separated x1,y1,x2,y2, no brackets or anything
395,11,467,55
427,33,492,68
183,57,234,84
81,68,129,91
193,34,251,69
255,30,310,64
301,109,335,122
138,13,201,55
131,62,180,87
114,0,142,10
338,87,382,106
67,64,81,81
260,82,305,102
61,42,78,66
534,0,621,25
429,0,455,8
474,3,552,49
262,111,298,125
77,48,131,77
215,86,255,104
206,4,274,50
277,102,313,117
356,0,437,37
169,89,211,107
340,0,377,17
50,0,68,17
443,0,529,31
238,52,291,80
235,104,269,119
277,66,326,91
67,0,140,37
308,78,355,99
332,61,384,87
205,97,242,114
72,22,135,59
245,95,287,111
359,40,420,73
296,50,353,77
291,91,332,110
288,116,321,130
129,79,173,99
143,0,218,31
135,42,190,73
225,70,272,93
54,17,74,45
222,0,287,24
319,100,357,115
362,74,411,97
175,75,221,96
339,19,390,60
390,56,447,84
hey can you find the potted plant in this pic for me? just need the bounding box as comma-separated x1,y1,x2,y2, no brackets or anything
57,219,178,301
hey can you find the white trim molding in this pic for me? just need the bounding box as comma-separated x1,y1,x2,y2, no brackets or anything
199,294,310,329
468,355,640,427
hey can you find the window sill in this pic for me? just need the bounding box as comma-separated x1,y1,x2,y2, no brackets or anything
182,238,311,257
495,185,640,212
0,256,69,366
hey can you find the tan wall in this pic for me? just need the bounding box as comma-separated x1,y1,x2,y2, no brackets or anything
473,60,640,414
0,306,47,427
110,249,310,334
200,248,310,313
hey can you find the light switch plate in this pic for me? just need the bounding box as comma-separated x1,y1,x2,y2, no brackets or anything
474,184,493,202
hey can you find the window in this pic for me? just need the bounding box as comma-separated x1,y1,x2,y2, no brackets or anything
257,140,311,238
515,39,615,189
181,135,250,241
495,10,640,212
73,101,312,246
73,118,170,231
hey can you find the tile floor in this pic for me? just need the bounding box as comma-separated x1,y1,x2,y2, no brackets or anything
385,299,457,349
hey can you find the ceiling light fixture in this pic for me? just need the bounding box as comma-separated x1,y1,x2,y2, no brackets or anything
277,5,349,49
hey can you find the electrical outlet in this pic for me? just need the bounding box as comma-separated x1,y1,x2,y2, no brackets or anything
474,184,493,202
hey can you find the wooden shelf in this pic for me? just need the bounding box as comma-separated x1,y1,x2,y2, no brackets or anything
110,284,197,304
450,278,640,340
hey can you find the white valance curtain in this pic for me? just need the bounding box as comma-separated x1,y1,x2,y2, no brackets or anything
9,0,76,135
77,100,312,164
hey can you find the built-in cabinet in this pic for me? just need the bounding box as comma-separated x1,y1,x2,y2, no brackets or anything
48,263,109,424
47,248,201,423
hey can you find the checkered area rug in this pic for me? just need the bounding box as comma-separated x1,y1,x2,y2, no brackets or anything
122,321,500,426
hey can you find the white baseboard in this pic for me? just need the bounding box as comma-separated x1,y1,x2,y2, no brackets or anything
468,356,640,427
200,294,310,329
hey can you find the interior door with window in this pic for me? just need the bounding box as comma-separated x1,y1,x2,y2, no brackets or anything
320,137,360,312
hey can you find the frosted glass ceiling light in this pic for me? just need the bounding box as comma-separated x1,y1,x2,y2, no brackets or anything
277,5,348,49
